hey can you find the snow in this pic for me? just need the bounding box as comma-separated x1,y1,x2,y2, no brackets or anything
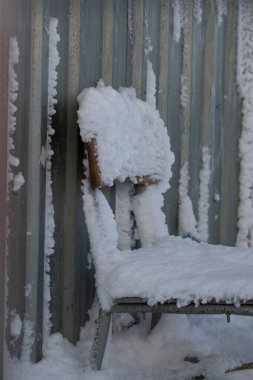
20,317,34,363
144,2,152,56
127,1,133,44
133,186,168,246
197,147,211,242
172,0,185,43
105,235,253,307
180,75,189,108
178,162,199,239
78,81,174,191
7,37,25,193
43,17,60,348
146,59,156,109
115,184,134,250
12,172,25,192
193,0,203,24
178,148,211,242
216,0,227,26
236,1,253,248
10,310,23,341
5,306,253,380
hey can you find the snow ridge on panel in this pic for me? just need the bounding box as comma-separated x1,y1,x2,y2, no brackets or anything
43,18,60,348
237,1,253,248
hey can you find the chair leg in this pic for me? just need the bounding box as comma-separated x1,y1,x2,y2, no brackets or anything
89,309,111,370
151,312,161,330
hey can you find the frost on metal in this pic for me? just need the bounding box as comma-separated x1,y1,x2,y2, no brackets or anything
144,1,152,56
127,0,133,44
43,18,60,347
178,149,211,243
172,0,185,43
7,37,25,193
180,75,189,108
178,162,199,240
193,0,203,24
236,0,253,248
146,60,156,109
10,310,23,342
216,0,227,26
20,317,34,363
197,147,211,242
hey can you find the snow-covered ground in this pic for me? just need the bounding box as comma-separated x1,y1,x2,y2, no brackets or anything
5,301,253,380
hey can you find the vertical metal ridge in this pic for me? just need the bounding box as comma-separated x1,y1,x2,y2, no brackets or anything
220,0,240,246
159,0,170,124
180,0,194,166
62,0,81,343
0,1,9,376
25,0,49,362
208,3,226,244
102,0,114,85
113,0,128,88
189,3,205,214
165,2,183,234
50,0,69,337
132,0,144,98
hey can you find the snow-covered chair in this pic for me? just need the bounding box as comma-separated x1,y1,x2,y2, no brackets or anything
77,81,253,370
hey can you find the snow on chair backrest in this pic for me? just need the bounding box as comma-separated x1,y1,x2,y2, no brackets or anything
77,80,174,190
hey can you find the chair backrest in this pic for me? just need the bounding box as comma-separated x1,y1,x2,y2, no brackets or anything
77,80,174,190
78,81,175,251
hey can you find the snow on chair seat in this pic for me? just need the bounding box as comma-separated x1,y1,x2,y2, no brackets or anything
77,81,253,371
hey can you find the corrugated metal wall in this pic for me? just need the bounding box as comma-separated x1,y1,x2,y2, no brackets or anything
2,0,243,370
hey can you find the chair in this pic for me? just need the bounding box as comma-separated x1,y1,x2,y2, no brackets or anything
77,81,253,370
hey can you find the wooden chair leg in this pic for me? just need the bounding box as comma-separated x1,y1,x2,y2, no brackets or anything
89,309,111,370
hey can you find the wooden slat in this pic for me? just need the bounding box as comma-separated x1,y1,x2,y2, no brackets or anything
86,139,159,188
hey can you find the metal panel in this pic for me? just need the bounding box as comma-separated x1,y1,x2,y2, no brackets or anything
6,0,32,360
0,2,9,378
165,2,183,233
24,0,49,362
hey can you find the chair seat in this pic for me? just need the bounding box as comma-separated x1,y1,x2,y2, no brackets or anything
103,236,253,308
